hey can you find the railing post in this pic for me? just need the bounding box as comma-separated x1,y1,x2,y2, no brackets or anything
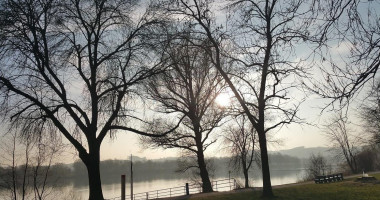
121,175,126,200
170,188,171,197
215,181,217,191
229,171,231,191
185,183,189,195
146,192,148,200
229,177,231,191
156,190,158,198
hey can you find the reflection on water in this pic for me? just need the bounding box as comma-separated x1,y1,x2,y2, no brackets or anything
72,179,188,199
0,168,306,200
69,168,306,200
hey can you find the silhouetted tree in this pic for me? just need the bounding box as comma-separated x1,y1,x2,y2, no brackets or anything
361,82,380,144
356,147,378,172
0,131,64,200
0,1,179,199
306,0,380,108
304,0,380,175
324,113,359,174
151,0,315,197
305,153,330,179
142,37,226,193
223,115,257,188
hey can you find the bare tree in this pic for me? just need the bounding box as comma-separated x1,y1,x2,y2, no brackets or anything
305,0,380,107
0,132,20,200
356,146,378,172
32,136,64,200
223,115,257,188
303,0,380,174
361,82,380,144
0,130,64,200
0,1,179,199
324,113,359,174
151,0,315,197
142,37,226,193
305,153,330,180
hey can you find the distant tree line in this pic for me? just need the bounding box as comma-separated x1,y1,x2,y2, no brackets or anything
1,154,304,188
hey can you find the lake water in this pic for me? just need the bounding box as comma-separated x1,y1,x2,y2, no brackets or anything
69,168,307,200
0,168,307,199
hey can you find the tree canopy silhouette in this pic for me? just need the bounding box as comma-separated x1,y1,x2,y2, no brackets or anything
143,36,227,193
0,0,180,199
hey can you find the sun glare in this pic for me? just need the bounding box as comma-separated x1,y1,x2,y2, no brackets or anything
215,93,231,107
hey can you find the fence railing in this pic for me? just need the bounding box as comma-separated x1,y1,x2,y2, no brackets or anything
212,178,236,191
107,178,237,200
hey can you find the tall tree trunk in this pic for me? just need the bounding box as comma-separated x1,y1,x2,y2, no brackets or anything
258,129,273,197
193,120,213,193
347,157,358,174
242,160,249,188
86,160,104,200
82,143,104,200
197,149,213,193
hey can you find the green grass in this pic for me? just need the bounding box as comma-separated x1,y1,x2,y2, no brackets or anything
188,173,380,200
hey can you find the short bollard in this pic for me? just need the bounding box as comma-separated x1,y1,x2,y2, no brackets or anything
186,183,189,195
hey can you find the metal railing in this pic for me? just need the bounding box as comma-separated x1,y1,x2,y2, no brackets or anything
212,178,236,191
107,178,237,200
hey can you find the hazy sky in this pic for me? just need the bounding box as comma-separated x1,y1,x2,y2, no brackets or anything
92,96,355,162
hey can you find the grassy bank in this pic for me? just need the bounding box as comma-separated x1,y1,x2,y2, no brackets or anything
187,173,380,200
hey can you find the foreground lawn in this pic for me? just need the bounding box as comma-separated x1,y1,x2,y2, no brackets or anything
188,173,380,200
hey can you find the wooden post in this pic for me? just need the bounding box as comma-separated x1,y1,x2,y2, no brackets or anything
146,192,148,200
229,171,231,191
121,175,126,200
185,183,189,195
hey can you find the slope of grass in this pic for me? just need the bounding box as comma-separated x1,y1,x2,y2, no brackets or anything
188,173,380,200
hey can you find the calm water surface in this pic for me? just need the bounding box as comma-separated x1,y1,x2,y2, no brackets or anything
70,168,307,199
0,168,306,199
